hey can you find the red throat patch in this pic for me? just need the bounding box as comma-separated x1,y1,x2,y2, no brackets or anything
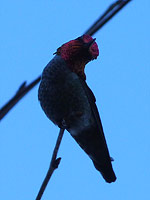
56,35,99,80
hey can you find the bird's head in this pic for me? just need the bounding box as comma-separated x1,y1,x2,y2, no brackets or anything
54,34,99,80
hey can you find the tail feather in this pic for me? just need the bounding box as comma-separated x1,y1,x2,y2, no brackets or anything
70,126,117,183
93,161,116,183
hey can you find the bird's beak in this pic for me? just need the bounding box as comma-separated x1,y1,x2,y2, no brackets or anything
84,38,96,49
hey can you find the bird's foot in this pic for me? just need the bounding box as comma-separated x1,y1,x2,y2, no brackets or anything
58,111,83,129
58,119,68,129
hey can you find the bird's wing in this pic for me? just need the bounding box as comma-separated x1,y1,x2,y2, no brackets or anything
78,78,116,182
79,78,109,154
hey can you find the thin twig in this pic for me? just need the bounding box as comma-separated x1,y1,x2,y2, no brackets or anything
0,0,131,121
0,76,41,121
85,0,131,36
36,128,65,200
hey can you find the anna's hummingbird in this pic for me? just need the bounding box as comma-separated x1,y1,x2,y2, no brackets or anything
38,34,116,183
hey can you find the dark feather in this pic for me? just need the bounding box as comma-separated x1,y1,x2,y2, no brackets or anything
77,78,116,183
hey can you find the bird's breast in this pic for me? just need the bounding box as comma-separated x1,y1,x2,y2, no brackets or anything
38,55,94,131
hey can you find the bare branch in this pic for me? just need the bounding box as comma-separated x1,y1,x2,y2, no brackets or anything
85,0,131,36
0,76,41,121
35,128,65,200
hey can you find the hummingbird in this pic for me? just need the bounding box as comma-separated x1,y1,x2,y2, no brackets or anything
38,34,116,183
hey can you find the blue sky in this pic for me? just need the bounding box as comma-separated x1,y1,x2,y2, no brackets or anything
0,0,150,199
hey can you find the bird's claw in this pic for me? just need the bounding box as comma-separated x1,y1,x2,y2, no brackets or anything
58,119,68,129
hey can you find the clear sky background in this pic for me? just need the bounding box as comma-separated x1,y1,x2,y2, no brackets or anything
0,0,150,199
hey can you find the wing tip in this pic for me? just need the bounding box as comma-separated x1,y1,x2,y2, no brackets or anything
93,161,117,183
104,173,117,183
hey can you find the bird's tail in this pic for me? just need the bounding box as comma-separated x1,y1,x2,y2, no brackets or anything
69,125,116,183
93,160,116,183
